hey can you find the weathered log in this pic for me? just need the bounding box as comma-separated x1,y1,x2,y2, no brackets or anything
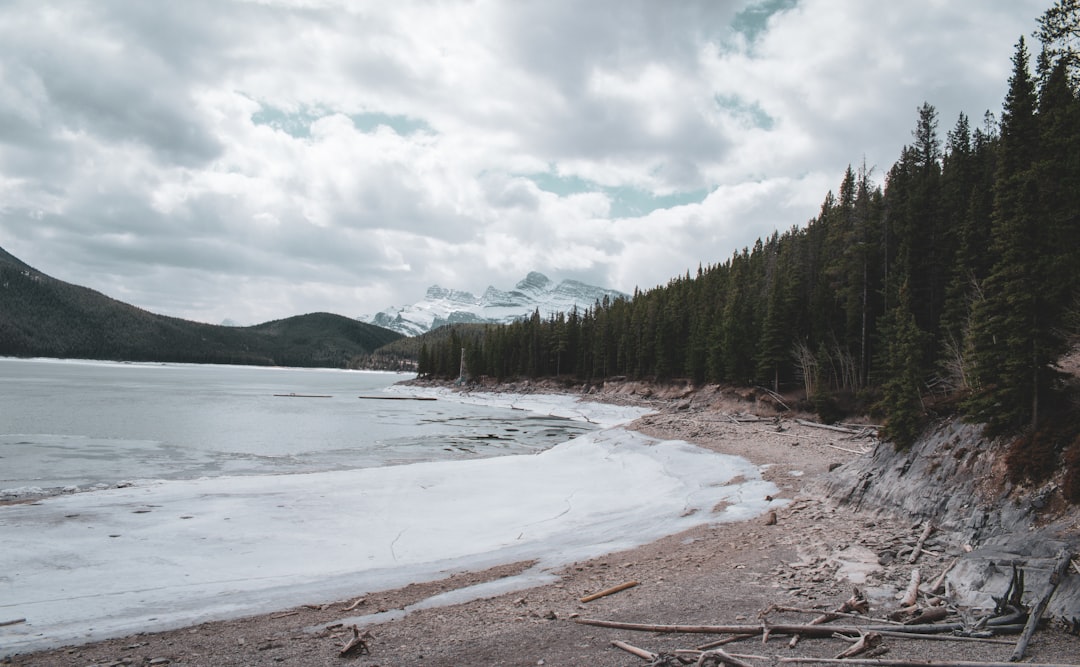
1011,549,1074,662
779,659,1080,667
580,580,639,603
575,613,1025,638
900,569,921,607
0,618,26,627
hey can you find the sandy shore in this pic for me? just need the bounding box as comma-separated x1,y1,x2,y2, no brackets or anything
8,388,1080,666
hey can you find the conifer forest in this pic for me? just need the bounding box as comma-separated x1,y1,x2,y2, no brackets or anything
418,4,1080,455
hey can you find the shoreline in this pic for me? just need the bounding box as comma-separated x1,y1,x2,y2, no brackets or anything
8,384,1080,666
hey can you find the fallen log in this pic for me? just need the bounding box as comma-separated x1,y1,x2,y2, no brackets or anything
1011,549,1074,662
779,659,1080,667
575,614,1025,638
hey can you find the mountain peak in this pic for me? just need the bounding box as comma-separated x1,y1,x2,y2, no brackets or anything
360,272,626,336
515,271,553,293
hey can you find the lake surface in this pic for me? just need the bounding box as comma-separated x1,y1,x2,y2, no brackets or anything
0,357,781,656
0,358,594,495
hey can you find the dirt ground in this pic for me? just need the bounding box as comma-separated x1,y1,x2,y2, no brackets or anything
7,388,1080,666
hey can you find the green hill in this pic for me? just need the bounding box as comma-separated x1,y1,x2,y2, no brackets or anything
0,247,403,367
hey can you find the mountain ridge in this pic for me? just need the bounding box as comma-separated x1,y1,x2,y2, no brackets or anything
360,271,628,336
0,246,402,367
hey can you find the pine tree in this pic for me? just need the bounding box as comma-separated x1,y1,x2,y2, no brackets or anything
879,284,927,449
963,37,1047,433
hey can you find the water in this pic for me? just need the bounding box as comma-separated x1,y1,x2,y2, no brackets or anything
0,358,594,495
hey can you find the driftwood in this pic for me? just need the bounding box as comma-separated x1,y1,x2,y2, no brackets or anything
923,557,958,595
611,639,656,660
795,419,863,434
338,625,371,657
1011,549,1074,662
0,618,26,627
764,605,899,627
580,580,639,603
342,596,366,611
823,443,869,455
908,523,935,564
779,660,1080,667
575,616,1023,638
683,648,757,667
782,588,868,648
898,568,921,607
834,631,883,659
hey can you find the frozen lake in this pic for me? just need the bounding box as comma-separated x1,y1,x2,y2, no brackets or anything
0,358,596,496
0,358,780,656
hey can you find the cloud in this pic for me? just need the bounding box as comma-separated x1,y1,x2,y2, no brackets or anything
0,0,1049,325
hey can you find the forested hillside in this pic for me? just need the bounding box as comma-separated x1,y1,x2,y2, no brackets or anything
0,250,402,367
418,6,1080,460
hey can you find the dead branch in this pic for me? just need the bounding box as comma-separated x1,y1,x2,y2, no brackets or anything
338,625,371,657
763,604,893,626
1012,549,1074,662
835,631,882,659
781,588,869,648
342,596,365,611
677,648,756,667
908,523,935,564
754,386,791,412
923,558,957,595
795,419,862,434
611,639,656,661
696,635,756,650
580,580,639,603
871,629,1012,645
0,618,26,627
823,443,869,454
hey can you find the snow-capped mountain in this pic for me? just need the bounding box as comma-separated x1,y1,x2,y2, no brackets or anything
360,272,628,336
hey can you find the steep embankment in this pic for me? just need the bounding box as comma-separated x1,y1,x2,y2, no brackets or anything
822,416,1080,617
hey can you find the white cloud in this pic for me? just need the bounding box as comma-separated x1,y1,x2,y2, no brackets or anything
0,0,1050,324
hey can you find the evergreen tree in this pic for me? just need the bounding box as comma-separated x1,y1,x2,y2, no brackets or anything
879,284,927,449
963,37,1048,433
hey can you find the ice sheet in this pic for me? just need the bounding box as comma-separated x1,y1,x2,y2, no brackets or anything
0,394,778,656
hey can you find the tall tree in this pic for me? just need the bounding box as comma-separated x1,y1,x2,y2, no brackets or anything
963,37,1048,433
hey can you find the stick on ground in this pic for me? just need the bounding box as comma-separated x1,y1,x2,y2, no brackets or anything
580,580,639,603
1011,549,1074,662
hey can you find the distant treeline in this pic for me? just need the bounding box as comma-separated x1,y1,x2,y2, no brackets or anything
419,20,1080,463
0,248,402,368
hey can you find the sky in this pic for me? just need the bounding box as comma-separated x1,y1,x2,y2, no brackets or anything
0,0,1051,326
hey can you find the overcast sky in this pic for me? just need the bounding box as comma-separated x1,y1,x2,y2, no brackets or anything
0,0,1049,325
